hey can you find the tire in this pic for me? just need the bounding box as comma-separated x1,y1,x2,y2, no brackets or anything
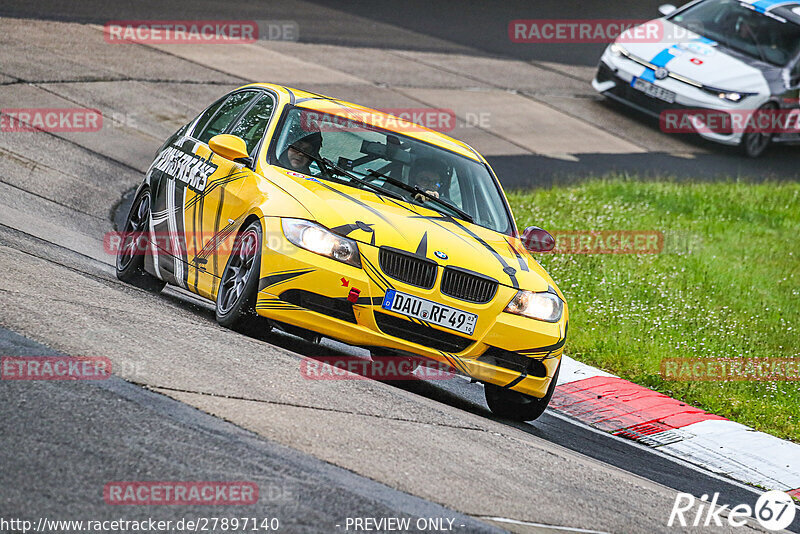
740,103,777,158
215,220,270,335
484,362,560,422
116,187,166,293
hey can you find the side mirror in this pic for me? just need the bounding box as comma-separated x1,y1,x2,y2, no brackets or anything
208,134,252,166
521,226,555,253
659,4,677,16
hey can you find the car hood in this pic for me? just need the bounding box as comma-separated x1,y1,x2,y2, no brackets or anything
621,20,772,93
269,168,554,292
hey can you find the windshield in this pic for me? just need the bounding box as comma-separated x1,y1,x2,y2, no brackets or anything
671,0,800,66
271,106,513,234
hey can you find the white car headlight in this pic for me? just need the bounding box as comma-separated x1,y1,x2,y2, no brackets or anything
609,43,629,57
281,218,361,268
504,290,563,322
718,92,743,102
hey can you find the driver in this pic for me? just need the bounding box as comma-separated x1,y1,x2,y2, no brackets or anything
409,157,451,203
278,132,323,175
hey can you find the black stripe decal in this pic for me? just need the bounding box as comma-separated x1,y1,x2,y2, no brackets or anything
415,232,428,257
185,170,248,209
210,186,225,296
503,373,527,390
316,181,398,230
445,218,518,288
258,269,314,291
506,238,529,272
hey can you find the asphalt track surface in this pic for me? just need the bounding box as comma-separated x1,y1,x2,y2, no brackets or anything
0,327,499,533
0,2,798,534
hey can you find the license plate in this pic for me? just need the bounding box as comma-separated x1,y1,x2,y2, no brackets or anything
632,77,676,103
381,289,477,336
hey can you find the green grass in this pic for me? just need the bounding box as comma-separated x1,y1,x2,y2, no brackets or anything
507,178,800,442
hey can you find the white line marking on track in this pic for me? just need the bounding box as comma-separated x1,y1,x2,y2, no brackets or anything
479,516,610,533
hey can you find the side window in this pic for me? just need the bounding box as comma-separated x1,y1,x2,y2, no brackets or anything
196,91,259,145
190,98,225,139
228,94,275,155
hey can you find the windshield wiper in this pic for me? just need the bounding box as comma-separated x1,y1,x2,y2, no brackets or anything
365,168,474,223
284,145,406,201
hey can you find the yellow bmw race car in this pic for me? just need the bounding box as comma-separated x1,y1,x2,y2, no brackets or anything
116,83,568,421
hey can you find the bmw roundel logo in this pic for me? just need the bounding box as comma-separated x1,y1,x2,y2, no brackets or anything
434,250,448,260
654,67,669,80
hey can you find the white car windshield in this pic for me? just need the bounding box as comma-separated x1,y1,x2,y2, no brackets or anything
272,107,514,235
671,0,800,66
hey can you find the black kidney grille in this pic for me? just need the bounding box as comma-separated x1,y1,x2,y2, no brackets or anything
440,268,497,303
378,248,437,289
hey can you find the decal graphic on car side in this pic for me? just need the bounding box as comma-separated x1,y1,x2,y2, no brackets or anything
150,144,217,193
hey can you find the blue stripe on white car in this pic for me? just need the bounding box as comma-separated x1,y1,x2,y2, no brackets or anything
637,37,717,83
747,0,798,13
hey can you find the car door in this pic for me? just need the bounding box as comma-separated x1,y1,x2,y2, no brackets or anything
189,91,276,299
147,90,263,297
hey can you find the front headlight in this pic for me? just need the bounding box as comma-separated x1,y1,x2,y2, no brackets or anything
281,218,361,268
718,92,743,102
504,290,563,322
609,43,629,57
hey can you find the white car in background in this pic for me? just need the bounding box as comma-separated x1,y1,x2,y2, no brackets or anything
593,0,800,157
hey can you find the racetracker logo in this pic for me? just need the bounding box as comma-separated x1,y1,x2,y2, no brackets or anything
1,108,102,132
299,109,457,133
661,109,800,134
103,481,258,505
104,20,259,44
524,230,664,254
1,356,111,380
300,356,455,381
104,20,299,43
661,357,800,382
508,20,703,44
668,491,796,531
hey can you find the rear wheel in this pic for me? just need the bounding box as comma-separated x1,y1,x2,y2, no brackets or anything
484,362,560,422
216,220,270,335
116,187,166,292
740,103,777,158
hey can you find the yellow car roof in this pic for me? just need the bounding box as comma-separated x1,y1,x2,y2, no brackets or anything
240,83,484,162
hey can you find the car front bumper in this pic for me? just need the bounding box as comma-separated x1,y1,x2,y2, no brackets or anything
254,216,567,399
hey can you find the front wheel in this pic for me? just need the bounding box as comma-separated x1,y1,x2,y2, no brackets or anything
215,220,270,335
116,187,166,293
484,362,560,422
740,103,777,158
